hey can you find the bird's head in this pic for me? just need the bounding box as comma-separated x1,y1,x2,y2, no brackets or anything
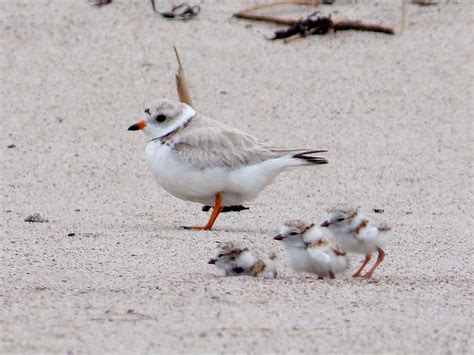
128,99,195,140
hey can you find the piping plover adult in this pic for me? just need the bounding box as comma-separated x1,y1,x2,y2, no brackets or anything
208,242,277,278
128,99,328,230
320,209,393,279
274,220,349,279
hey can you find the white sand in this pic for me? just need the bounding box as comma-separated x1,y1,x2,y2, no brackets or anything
1,0,473,353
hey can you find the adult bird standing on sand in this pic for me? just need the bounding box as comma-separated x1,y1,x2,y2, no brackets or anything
128,99,328,230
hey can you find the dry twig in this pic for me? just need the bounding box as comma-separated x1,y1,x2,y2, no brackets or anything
234,0,319,26
173,47,193,107
150,0,157,12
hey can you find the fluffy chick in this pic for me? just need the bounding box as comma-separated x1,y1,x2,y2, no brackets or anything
321,209,393,279
208,242,277,279
274,220,349,279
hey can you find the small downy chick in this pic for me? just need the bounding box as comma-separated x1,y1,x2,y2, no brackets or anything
320,209,393,279
273,220,349,279
208,242,277,279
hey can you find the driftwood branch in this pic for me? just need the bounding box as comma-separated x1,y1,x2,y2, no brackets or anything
233,0,319,26
235,0,319,13
333,20,394,34
234,13,297,26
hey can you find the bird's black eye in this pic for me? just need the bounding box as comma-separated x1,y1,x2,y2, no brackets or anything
144,108,151,115
217,254,223,258
337,217,345,222
156,114,166,123
289,231,298,236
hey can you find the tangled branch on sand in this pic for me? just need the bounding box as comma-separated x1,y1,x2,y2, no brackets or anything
272,12,394,42
233,0,394,42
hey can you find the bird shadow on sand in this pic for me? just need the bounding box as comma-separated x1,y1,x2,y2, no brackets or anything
146,224,275,237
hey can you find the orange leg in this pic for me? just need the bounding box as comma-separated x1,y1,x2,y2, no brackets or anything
182,193,223,231
362,248,385,280
352,254,371,278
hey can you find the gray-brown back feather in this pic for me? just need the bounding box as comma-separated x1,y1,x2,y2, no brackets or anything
171,115,284,170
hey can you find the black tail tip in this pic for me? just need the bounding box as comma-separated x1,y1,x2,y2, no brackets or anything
293,150,328,165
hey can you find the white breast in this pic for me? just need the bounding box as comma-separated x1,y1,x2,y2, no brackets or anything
145,141,227,205
285,247,313,273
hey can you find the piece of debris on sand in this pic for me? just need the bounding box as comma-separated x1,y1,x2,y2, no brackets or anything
161,3,201,20
412,0,438,6
89,0,112,7
24,213,49,223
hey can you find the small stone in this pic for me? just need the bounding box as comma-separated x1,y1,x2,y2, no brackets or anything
24,213,48,223
7,144,16,148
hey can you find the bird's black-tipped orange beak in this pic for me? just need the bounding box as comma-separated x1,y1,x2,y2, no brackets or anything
128,119,146,131
273,234,284,241
208,258,216,264
320,220,330,227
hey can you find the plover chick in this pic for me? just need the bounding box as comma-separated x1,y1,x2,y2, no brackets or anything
128,99,328,230
273,220,349,279
320,209,393,279
208,242,277,279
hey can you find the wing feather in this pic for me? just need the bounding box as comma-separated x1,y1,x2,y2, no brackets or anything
170,115,325,170
173,124,277,169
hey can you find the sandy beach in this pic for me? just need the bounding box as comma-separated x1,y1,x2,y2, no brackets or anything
1,0,473,353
